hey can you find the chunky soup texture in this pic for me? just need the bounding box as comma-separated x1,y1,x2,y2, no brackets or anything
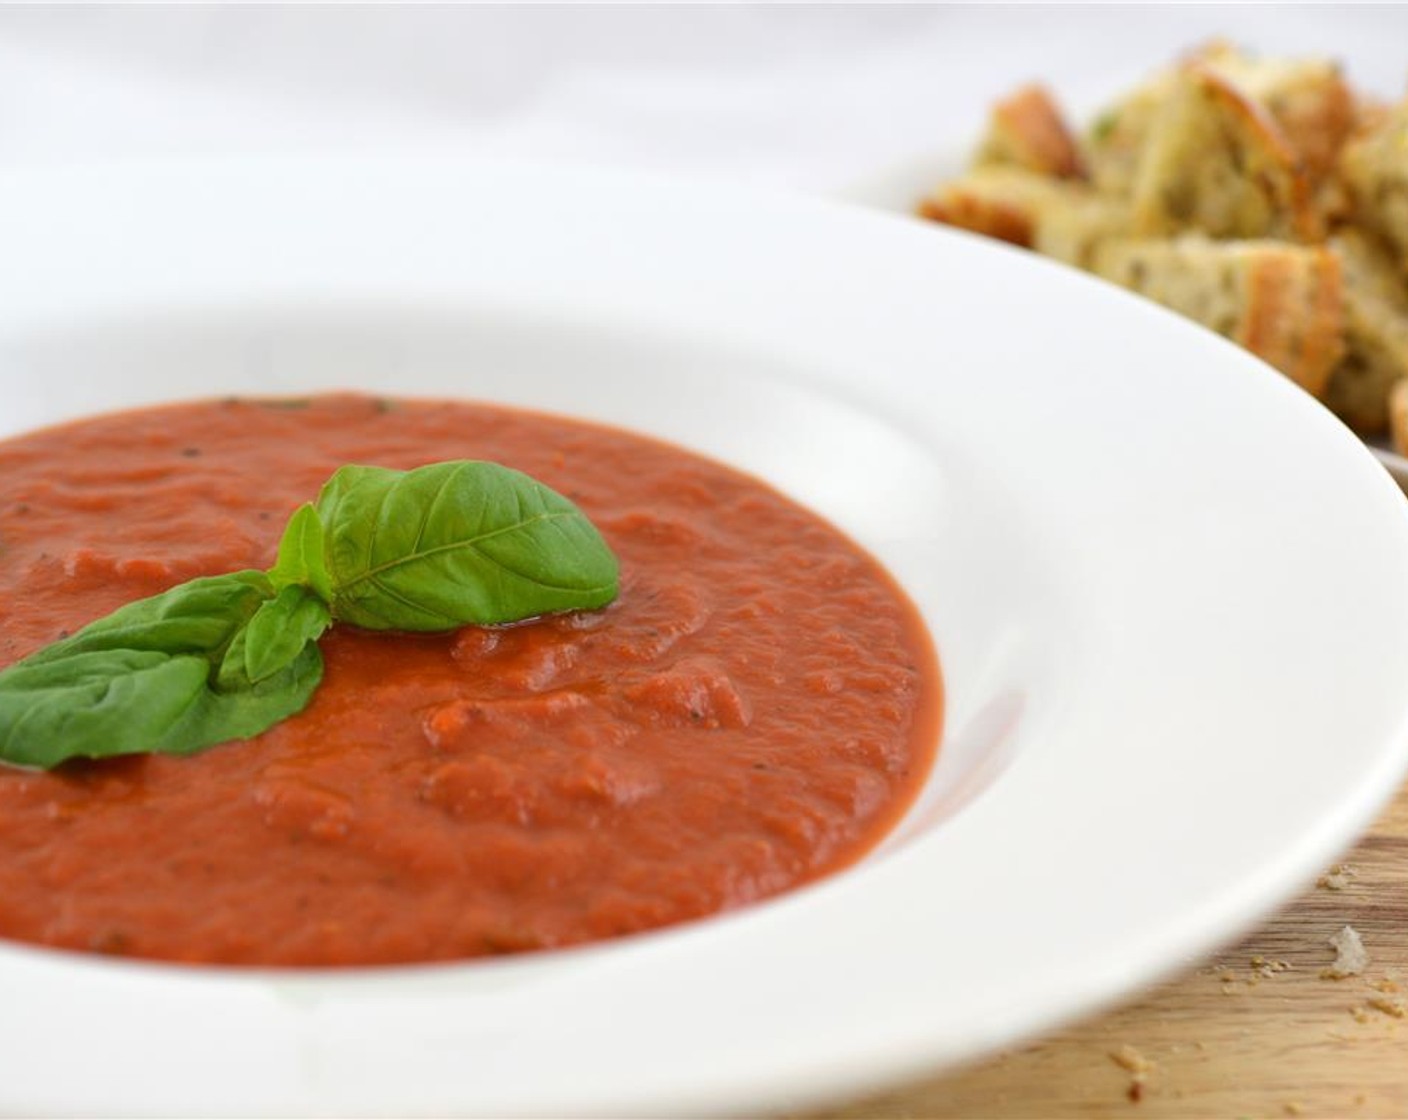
0,395,940,965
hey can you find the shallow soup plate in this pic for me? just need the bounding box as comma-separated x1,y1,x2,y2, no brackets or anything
1,156,1407,1116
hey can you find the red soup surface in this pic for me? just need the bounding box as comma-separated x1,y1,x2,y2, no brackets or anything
0,394,941,966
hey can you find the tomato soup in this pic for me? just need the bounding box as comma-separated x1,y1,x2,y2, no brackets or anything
0,395,941,965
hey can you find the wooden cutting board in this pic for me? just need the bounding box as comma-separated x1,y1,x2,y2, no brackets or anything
799,777,1408,1119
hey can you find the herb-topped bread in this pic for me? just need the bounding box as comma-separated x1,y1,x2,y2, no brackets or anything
917,168,1129,268
1092,236,1344,396
973,84,1087,181
1129,63,1319,242
920,41,1408,431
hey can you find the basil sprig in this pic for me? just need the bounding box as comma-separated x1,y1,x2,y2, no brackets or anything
287,461,619,629
0,461,619,769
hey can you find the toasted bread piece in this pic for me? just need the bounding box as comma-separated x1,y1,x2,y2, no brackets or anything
1086,43,1350,206
1338,99,1408,270
1092,236,1344,396
1323,228,1408,433
1131,63,1320,242
1032,191,1133,270
1196,41,1355,185
1085,75,1174,197
917,167,1054,248
974,84,1087,180
917,168,1129,268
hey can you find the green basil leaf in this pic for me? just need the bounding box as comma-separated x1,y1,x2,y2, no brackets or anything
314,461,619,630
238,585,331,684
0,574,322,768
20,570,275,667
268,502,333,602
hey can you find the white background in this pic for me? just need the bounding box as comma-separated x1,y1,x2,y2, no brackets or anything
0,4,1404,193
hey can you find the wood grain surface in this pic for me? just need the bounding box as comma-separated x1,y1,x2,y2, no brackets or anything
802,778,1408,1119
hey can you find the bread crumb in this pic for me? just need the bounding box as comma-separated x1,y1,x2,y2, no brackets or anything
1317,864,1357,891
1219,969,1237,982
1284,1102,1304,1116
1372,977,1401,994
1111,1043,1152,1076
1252,955,1293,978
1323,925,1368,978
1352,1005,1372,1023
1367,995,1406,1019
1110,1043,1153,1101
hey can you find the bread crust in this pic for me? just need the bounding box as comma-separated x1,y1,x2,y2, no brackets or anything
917,172,1043,247
975,85,1087,180
1240,243,1343,396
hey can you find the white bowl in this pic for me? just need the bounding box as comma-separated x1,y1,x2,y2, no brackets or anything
2,156,1408,1117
